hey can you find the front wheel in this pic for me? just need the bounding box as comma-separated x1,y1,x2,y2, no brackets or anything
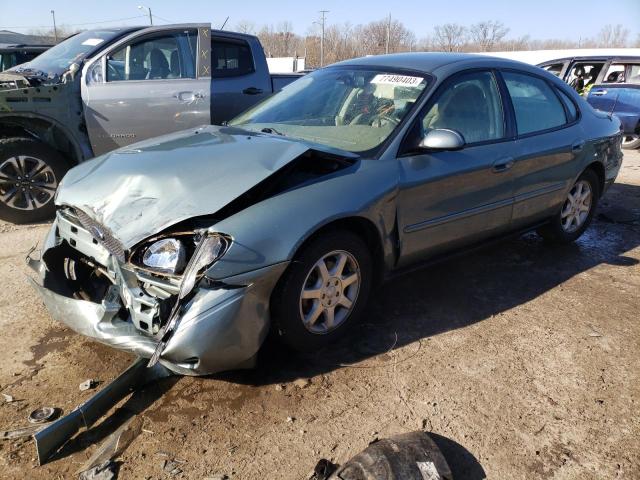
537,169,600,244
0,137,69,224
271,230,373,352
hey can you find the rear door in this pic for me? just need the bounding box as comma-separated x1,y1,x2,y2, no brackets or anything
81,25,211,156
210,34,272,125
501,70,584,228
397,70,516,266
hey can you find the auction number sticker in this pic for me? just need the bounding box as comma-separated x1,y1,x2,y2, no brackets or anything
81,38,105,46
371,74,424,87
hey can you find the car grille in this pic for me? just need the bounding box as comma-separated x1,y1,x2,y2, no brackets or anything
70,208,126,262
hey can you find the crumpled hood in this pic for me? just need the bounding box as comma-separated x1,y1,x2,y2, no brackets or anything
56,126,314,248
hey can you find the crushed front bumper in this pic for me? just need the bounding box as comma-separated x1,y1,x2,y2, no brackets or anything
29,216,288,376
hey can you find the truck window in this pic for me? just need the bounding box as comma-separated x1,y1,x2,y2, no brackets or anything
542,63,564,77
211,38,254,78
106,30,197,81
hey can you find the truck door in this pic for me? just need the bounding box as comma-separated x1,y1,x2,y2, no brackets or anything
210,34,271,125
81,25,211,156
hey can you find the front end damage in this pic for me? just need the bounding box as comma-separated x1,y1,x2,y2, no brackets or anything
28,207,287,376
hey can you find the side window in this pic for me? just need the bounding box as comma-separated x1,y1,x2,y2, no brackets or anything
603,64,626,83
106,30,197,81
421,71,504,144
0,53,17,71
503,71,567,135
566,62,605,94
627,65,640,84
211,38,254,78
555,88,578,123
542,63,564,77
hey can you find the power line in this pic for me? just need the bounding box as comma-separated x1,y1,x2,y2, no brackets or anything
0,15,147,30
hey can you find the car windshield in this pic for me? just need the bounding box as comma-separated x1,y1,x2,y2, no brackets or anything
16,29,127,76
230,67,429,153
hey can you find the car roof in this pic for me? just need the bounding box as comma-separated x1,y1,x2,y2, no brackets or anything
331,52,542,75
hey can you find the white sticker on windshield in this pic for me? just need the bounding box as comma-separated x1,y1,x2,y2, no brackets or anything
371,74,424,87
81,38,105,46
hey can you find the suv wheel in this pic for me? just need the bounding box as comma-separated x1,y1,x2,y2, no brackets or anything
271,230,373,352
621,134,640,150
0,137,69,224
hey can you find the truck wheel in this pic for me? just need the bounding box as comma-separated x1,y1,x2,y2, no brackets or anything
271,230,373,352
0,137,68,224
621,134,640,150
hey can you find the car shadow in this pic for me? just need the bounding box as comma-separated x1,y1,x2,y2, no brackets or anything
217,181,640,386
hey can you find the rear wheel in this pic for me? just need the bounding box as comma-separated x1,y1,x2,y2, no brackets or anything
0,137,69,224
271,230,372,352
621,134,640,150
537,169,600,244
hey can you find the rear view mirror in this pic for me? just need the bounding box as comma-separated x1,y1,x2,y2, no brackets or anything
419,129,465,151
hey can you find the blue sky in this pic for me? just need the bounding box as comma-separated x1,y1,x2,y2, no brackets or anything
2,0,639,41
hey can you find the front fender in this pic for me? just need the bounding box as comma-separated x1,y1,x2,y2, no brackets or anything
206,158,400,280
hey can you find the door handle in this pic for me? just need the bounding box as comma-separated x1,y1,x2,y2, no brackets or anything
572,141,585,152
492,157,515,173
591,90,607,96
243,87,263,95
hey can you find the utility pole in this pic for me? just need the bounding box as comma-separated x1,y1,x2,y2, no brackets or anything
138,5,153,25
385,13,391,54
319,10,328,67
50,10,58,43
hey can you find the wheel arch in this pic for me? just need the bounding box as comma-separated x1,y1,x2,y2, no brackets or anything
292,215,386,289
583,160,605,195
0,114,88,166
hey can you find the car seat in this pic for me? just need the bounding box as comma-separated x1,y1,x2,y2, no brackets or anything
147,48,170,79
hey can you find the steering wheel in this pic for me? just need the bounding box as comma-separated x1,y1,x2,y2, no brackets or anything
370,115,400,128
107,62,121,81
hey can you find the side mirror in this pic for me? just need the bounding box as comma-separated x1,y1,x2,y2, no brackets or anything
419,129,465,151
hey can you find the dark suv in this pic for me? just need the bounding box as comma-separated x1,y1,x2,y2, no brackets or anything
538,56,640,149
0,44,50,71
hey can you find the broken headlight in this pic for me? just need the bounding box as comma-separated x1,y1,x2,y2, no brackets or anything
179,234,228,299
142,238,186,274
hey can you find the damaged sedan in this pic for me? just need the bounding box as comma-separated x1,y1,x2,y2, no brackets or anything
29,54,623,375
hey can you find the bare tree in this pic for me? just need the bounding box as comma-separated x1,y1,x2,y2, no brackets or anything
432,23,466,52
235,20,256,35
469,20,509,51
28,25,79,43
597,24,630,47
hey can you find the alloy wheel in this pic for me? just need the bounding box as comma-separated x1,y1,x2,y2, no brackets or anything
0,155,57,211
299,250,361,334
561,180,592,233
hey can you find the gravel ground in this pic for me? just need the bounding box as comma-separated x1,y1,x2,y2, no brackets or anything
0,151,639,480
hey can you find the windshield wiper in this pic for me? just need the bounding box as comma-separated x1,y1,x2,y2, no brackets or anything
260,127,286,136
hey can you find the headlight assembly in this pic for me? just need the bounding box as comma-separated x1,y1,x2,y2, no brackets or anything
142,238,186,274
179,234,227,299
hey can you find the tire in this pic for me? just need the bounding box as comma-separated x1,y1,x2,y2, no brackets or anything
537,169,600,244
0,137,69,224
271,230,373,352
621,134,640,150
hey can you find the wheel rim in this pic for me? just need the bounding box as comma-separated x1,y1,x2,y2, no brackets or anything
622,135,638,146
561,180,592,233
0,155,57,211
299,249,361,334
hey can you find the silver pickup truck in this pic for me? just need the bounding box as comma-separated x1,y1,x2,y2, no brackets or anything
0,24,301,223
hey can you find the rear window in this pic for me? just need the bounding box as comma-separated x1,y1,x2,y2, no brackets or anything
556,88,578,122
211,38,254,78
503,71,567,135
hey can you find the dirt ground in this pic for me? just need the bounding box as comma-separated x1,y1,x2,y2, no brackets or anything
0,151,639,480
